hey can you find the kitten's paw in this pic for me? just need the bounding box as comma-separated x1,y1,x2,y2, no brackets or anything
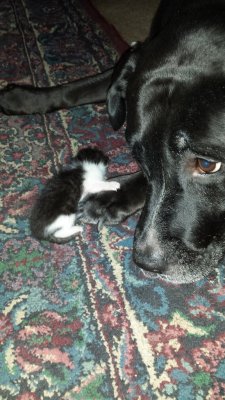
106,181,120,191
53,225,83,239
78,191,129,227
47,225,83,244
86,180,120,194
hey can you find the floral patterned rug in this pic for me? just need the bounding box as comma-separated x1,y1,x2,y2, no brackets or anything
0,0,225,399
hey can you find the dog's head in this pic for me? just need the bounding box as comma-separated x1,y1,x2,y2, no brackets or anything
107,44,225,283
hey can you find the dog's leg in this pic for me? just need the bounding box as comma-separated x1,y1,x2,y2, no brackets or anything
0,69,113,115
78,171,147,226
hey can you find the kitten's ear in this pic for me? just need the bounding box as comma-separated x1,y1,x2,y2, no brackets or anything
107,42,141,130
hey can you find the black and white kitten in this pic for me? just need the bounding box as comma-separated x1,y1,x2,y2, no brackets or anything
30,148,120,243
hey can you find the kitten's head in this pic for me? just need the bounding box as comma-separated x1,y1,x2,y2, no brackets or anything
75,147,108,166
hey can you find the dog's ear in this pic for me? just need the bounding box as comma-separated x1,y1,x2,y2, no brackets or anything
107,42,141,130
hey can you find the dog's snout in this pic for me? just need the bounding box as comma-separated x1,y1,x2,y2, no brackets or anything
134,251,166,273
134,228,166,272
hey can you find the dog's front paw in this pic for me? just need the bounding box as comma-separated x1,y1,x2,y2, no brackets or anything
78,190,128,227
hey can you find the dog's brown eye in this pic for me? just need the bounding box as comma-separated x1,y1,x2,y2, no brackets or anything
196,158,221,174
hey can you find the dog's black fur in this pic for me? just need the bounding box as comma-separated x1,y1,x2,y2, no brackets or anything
1,0,225,282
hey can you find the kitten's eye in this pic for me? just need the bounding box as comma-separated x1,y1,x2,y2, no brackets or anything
195,158,221,174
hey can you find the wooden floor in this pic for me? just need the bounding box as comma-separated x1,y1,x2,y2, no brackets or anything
91,0,159,43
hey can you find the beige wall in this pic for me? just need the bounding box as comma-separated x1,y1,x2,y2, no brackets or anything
92,0,159,42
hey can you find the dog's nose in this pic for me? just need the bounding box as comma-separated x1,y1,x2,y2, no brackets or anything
134,227,167,272
133,248,166,273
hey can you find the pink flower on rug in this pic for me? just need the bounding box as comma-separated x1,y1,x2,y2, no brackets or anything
31,348,74,369
145,319,185,358
102,303,121,328
207,381,225,400
15,310,82,373
0,314,13,345
17,393,40,400
192,333,225,373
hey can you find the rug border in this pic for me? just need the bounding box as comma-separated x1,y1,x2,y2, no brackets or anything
83,0,128,54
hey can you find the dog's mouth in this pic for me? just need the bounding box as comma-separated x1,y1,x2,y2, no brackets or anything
148,262,216,284
134,259,220,284
133,240,224,284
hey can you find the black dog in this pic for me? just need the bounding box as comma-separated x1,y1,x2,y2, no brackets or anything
1,0,225,283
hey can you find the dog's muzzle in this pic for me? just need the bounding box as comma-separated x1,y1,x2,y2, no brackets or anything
133,227,167,273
